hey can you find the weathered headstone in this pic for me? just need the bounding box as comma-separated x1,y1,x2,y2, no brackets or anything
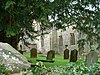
46,50,55,60
64,45,69,59
0,42,30,73
64,49,69,59
70,49,78,62
30,48,37,58
85,51,98,67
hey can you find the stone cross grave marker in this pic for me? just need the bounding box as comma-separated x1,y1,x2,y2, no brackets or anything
85,50,98,67
70,49,78,62
30,48,37,58
64,49,69,59
46,50,55,60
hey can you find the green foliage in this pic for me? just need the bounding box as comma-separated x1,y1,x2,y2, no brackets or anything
0,0,99,37
78,39,86,52
0,0,100,49
31,60,100,75
19,69,33,75
0,64,10,75
5,25,19,37
36,61,44,67
32,62,47,75
5,1,15,10
25,53,100,75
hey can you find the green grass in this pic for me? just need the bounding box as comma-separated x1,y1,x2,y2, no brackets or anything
24,52,69,68
97,58,100,62
24,52,89,68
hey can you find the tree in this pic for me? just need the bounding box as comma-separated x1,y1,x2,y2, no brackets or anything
0,0,53,48
47,0,100,50
0,0,99,49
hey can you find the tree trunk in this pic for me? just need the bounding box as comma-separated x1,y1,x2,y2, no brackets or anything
0,31,19,49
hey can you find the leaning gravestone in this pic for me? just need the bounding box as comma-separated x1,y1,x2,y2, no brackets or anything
0,42,30,73
46,50,55,60
85,50,98,67
64,49,69,59
30,48,37,58
70,49,78,62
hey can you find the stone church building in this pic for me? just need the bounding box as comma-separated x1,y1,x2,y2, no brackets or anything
34,26,79,54
18,20,95,54
18,20,79,54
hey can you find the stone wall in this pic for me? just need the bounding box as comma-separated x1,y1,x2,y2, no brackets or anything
18,23,99,55
34,26,79,54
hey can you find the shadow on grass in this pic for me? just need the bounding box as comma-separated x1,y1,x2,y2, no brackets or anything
24,52,69,68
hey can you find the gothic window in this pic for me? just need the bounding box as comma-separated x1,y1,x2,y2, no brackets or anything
70,33,75,45
41,35,44,47
59,35,63,46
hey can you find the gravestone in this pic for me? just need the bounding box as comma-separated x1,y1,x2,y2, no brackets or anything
70,49,78,62
0,42,30,73
86,51,98,67
64,49,69,59
30,48,37,58
46,50,55,60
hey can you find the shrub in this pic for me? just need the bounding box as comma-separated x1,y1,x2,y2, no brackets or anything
31,60,100,75
0,64,10,75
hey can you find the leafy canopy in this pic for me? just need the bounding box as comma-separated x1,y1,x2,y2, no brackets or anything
0,0,100,46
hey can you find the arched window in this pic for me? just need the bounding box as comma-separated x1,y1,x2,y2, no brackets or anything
59,35,63,46
70,33,75,45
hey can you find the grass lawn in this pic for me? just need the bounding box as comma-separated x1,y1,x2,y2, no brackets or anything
24,52,69,68
24,52,100,68
97,58,100,62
